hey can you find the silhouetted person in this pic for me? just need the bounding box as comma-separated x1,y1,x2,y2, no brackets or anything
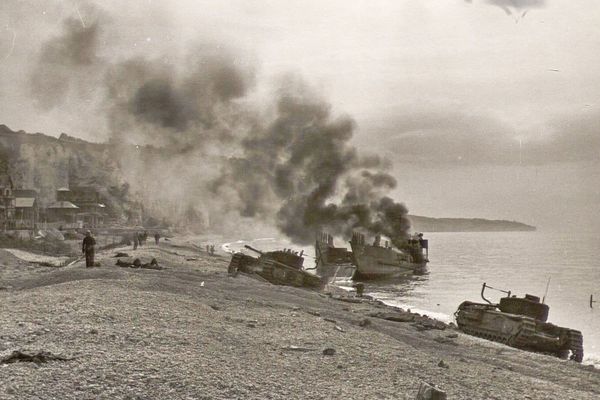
154,232,160,245
206,245,210,253
133,232,139,250
210,245,215,256
82,230,96,268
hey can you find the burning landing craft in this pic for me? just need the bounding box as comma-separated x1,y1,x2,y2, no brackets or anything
455,283,584,363
315,231,429,281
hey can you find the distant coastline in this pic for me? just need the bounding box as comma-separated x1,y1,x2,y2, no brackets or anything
409,215,536,232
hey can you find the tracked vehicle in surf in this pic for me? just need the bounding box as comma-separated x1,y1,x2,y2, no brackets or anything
455,283,583,362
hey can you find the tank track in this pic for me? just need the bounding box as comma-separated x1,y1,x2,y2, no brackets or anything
459,318,584,363
460,326,512,345
228,253,244,275
567,330,584,363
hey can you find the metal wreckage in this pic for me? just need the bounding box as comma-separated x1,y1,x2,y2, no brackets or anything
227,234,585,363
455,283,584,363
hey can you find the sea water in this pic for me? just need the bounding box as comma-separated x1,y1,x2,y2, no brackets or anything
224,231,600,365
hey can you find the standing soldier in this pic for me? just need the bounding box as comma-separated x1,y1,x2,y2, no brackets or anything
154,232,160,245
82,230,96,268
133,231,139,250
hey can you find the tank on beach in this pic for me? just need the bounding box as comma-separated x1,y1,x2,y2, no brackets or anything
455,283,584,363
228,245,324,289
350,231,429,280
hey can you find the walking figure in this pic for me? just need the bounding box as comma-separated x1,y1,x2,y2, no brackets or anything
210,245,215,256
133,232,139,250
82,230,96,268
154,232,160,245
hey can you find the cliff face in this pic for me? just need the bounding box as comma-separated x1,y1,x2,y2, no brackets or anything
0,125,128,214
409,215,536,232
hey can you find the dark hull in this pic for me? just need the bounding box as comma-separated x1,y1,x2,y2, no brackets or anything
350,241,427,281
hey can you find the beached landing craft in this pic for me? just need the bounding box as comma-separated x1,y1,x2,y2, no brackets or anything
315,231,429,281
315,232,355,280
455,283,584,363
350,232,429,280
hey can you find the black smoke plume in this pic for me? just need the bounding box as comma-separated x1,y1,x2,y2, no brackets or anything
212,84,412,247
29,15,103,109
466,0,546,16
27,9,413,245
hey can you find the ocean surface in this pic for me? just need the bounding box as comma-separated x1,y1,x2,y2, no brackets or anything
224,231,600,365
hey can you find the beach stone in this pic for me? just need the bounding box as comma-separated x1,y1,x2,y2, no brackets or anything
322,348,336,356
437,360,449,369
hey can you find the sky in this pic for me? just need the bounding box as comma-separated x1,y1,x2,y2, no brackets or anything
1,0,599,231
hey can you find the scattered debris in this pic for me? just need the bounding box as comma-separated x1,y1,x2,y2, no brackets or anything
413,319,447,331
186,258,198,261
370,311,448,331
306,310,321,317
282,345,315,352
334,325,345,333
88,328,98,335
1,350,71,365
323,318,337,324
209,304,221,311
358,318,371,327
322,347,336,356
114,252,129,258
446,333,458,339
416,381,447,400
437,360,449,369
370,311,415,323
434,336,458,346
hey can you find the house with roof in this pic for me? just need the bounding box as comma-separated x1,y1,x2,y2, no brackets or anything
14,189,39,229
56,186,106,227
45,200,80,224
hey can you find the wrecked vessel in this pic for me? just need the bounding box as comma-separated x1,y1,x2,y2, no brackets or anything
455,283,584,362
350,231,429,280
315,232,355,280
228,245,323,289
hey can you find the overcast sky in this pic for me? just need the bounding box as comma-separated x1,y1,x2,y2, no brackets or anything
1,0,599,230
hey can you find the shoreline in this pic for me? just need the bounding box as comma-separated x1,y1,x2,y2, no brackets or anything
1,236,599,399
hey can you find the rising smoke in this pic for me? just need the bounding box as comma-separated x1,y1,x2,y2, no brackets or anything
25,6,413,246
29,12,104,110
466,0,547,16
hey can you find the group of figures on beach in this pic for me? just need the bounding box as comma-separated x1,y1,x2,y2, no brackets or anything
132,231,161,250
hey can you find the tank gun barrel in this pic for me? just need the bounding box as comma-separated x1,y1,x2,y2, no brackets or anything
244,245,264,255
